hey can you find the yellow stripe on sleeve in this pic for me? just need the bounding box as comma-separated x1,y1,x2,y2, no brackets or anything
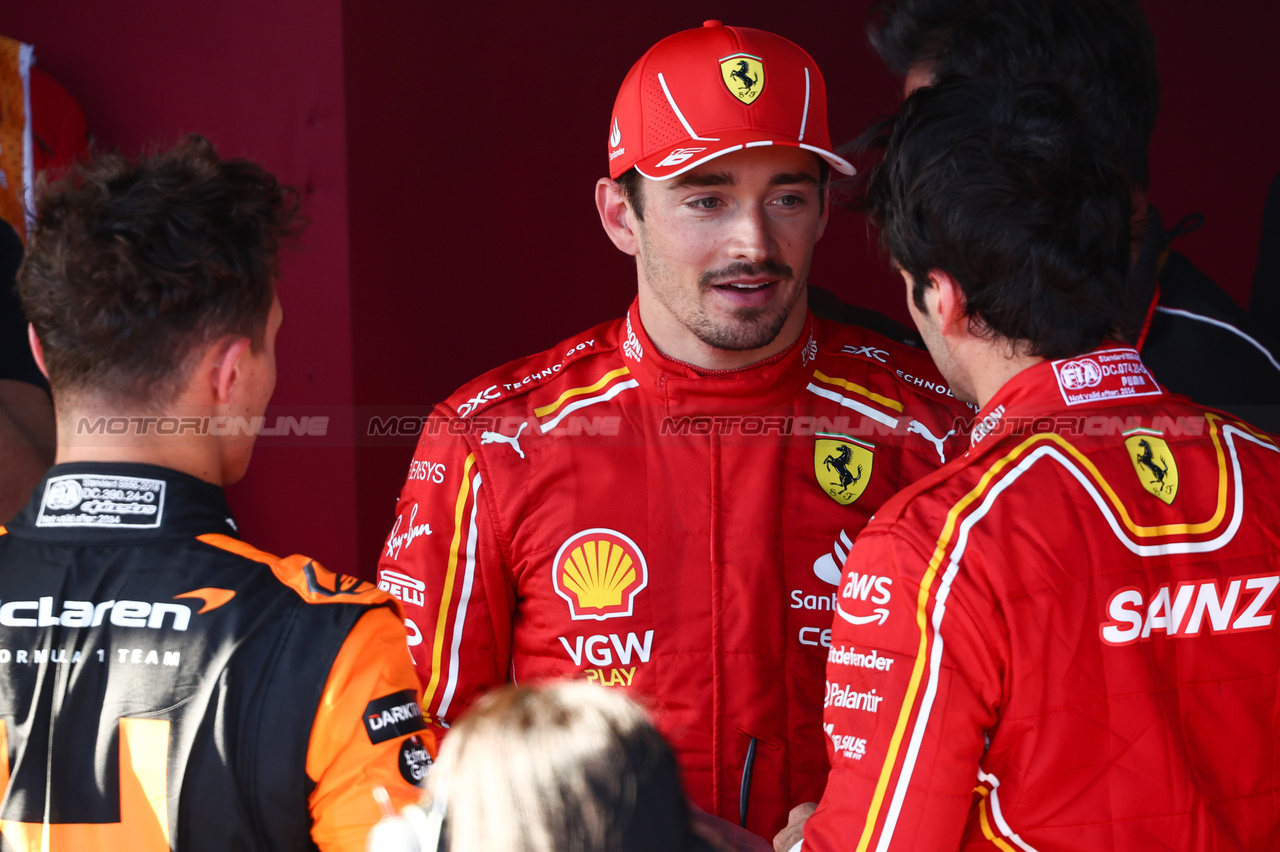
422,453,477,712
813,369,905,413
533,367,631,417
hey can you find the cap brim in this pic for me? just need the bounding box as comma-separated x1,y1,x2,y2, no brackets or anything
633,134,855,181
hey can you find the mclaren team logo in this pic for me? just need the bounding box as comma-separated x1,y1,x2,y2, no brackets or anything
553,528,648,621
1123,428,1179,504
719,53,764,104
815,433,874,506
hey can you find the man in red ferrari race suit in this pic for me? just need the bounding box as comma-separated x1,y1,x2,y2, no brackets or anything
378,22,971,839
780,78,1280,852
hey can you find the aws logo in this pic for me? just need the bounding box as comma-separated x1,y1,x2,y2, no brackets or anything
553,529,648,621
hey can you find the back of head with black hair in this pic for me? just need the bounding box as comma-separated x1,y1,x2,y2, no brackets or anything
866,0,1159,189
863,77,1136,360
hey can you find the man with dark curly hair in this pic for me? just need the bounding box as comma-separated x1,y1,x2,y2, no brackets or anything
863,0,1280,430
776,77,1280,852
3,136,432,851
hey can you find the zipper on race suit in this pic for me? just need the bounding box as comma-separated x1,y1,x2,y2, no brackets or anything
735,727,781,828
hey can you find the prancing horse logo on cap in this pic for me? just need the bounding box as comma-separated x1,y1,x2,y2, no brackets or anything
720,53,764,104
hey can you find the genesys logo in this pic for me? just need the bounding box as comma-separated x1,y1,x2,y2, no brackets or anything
553,529,648,621
824,723,867,761
364,689,428,745
835,571,892,627
0,588,234,631
1101,574,1278,646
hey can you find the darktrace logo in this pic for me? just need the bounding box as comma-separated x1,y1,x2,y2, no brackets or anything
364,689,428,744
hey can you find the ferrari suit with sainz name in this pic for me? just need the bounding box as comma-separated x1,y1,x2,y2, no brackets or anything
378,300,971,837
0,463,433,852
802,345,1280,851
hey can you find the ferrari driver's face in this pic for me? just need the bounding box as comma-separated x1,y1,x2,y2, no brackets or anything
630,145,829,370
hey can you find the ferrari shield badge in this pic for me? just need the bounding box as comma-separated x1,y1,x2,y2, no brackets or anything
1123,428,1179,504
815,433,874,506
719,53,764,104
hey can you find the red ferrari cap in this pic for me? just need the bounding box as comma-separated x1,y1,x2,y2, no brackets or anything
607,20,855,180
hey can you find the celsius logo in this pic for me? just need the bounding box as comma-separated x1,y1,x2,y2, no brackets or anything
553,529,648,621
609,117,622,148
1057,358,1103,390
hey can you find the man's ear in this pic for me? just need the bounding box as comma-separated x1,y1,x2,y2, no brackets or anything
27,324,49,380
210,337,253,405
926,269,969,339
596,178,639,256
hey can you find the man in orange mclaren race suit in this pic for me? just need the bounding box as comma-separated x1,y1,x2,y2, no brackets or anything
378,23,970,839
778,79,1280,852
1,138,432,851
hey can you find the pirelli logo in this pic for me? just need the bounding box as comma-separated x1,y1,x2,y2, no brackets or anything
363,689,428,744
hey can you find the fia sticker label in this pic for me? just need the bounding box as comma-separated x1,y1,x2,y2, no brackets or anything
36,474,165,528
1051,348,1161,407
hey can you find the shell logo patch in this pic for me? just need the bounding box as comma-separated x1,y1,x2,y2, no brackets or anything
719,53,765,104
1123,428,1179,504
553,528,648,621
815,433,874,505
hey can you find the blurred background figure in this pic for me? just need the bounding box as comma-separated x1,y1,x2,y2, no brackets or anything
0,33,89,519
865,0,1280,431
370,681,751,852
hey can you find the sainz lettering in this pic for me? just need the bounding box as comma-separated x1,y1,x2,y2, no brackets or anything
1100,574,1279,646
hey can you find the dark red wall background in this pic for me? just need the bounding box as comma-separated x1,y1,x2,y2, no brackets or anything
6,1,1278,578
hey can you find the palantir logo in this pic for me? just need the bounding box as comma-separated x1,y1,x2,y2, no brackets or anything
553,529,648,621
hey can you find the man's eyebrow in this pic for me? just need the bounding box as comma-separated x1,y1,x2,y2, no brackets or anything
770,172,818,186
666,171,734,191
